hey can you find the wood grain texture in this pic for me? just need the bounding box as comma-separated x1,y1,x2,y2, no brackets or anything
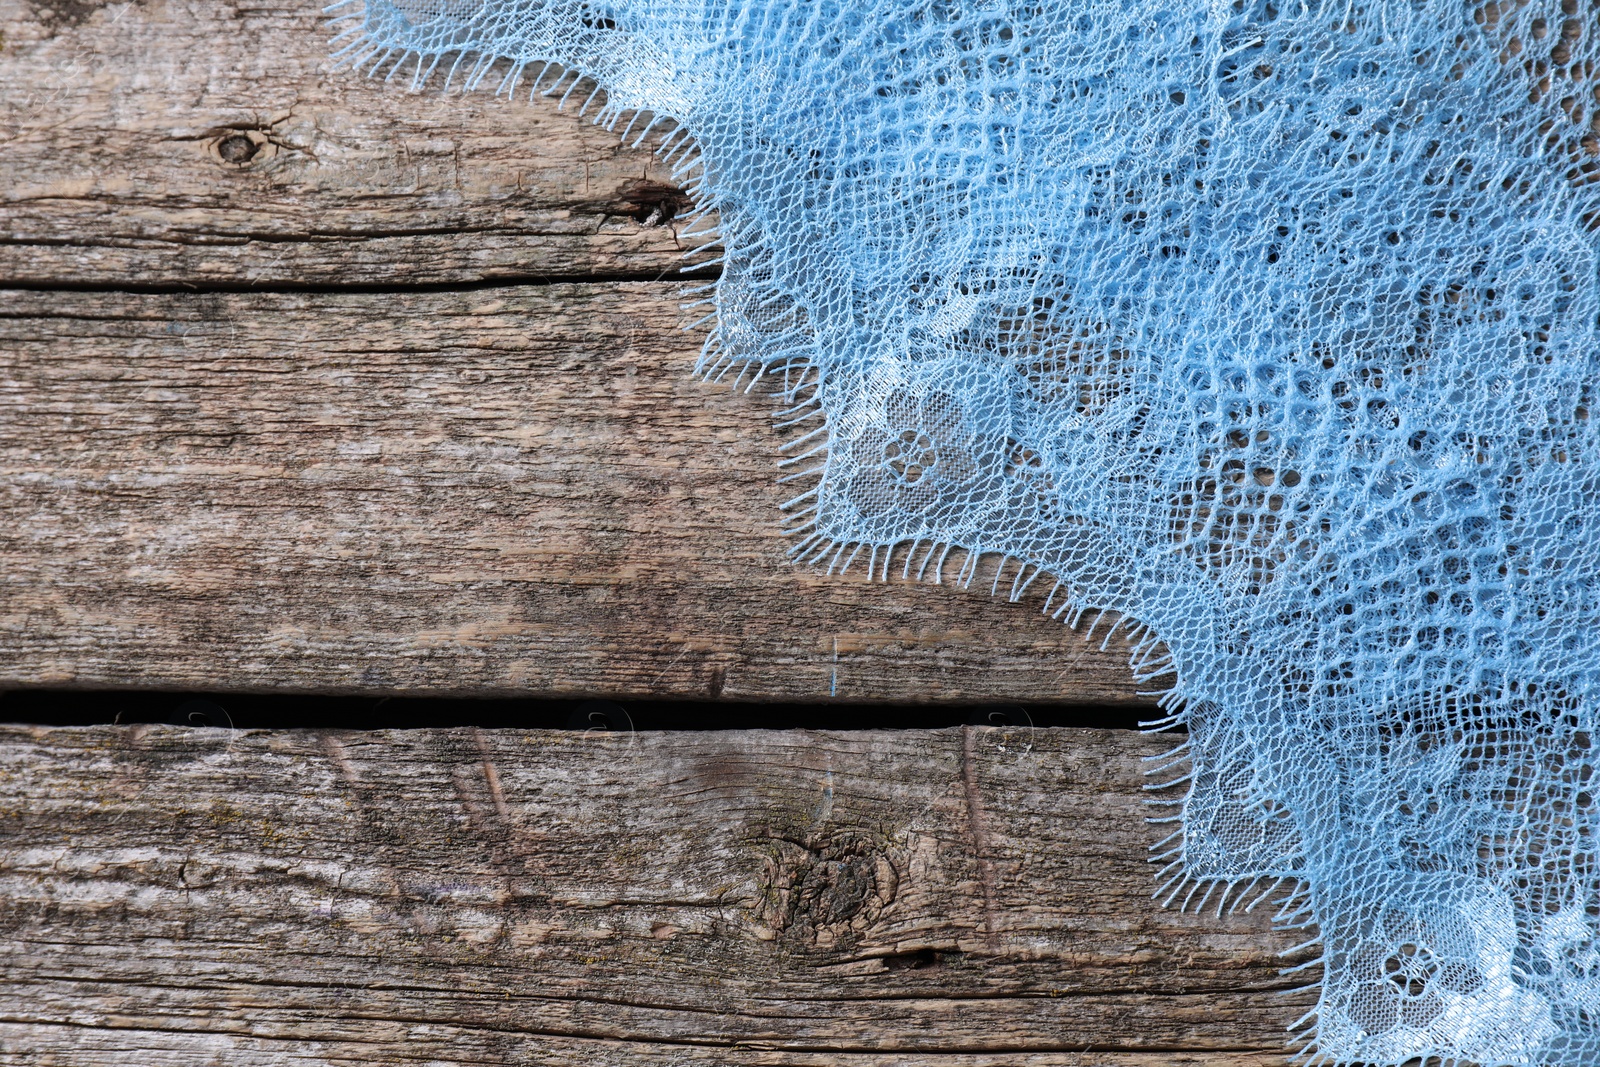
0,0,695,286
0,724,1310,1065
0,284,1152,701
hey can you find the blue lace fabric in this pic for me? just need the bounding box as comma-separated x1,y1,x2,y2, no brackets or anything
330,0,1600,1061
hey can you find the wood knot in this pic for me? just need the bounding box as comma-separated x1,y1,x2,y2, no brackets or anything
205,128,279,169
608,179,693,226
752,829,899,948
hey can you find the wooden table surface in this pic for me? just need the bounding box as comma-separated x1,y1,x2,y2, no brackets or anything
0,3,1301,1064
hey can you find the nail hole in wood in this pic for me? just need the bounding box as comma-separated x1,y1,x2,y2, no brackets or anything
611,178,693,225
881,947,943,970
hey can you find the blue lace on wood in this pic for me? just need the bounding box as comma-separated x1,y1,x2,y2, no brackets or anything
330,1,1600,1061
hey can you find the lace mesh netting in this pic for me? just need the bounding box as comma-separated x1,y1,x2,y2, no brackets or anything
330,0,1600,1061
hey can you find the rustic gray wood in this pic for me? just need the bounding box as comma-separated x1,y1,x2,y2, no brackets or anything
0,284,1151,701
0,0,693,286
0,724,1311,1065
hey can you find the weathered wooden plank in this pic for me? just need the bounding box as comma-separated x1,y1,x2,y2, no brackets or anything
0,284,1151,701
0,725,1310,1064
0,0,693,287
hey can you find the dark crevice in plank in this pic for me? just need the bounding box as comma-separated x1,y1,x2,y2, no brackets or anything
9,951,1292,1000
0,689,1164,733
0,269,721,296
